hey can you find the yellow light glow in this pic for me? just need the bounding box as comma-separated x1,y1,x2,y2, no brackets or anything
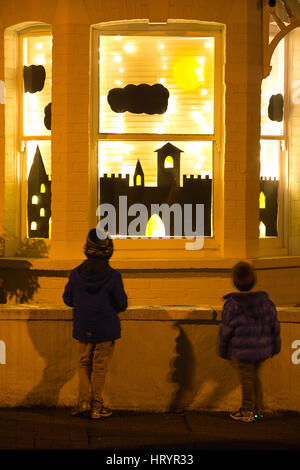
259,221,266,238
136,175,142,186
173,56,205,90
119,68,124,73
191,110,204,123
164,156,174,168
160,44,165,49
163,65,167,70
36,42,43,50
201,89,208,95
34,55,45,65
40,208,45,217
113,55,122,63
124,43,135,53
259,192,266,209
32,195,38,204
40,184,46,193
145,214,166,238
114,36,121,40
31,222,37,230
159,78,166,84
115,80,123,85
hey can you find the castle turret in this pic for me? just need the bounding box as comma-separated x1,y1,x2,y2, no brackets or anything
27,145,51,238
134,159,144,187
155,142,182,188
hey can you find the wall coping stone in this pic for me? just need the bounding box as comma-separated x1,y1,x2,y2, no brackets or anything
0,305,299,323
2,256,300,273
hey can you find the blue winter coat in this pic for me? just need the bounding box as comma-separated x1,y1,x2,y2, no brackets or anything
218,291,281,362
62,259,128,343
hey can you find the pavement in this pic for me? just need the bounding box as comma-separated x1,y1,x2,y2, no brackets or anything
0,407,300,458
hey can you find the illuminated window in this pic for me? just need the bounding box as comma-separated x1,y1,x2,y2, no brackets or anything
259,192,266,209
97,24,221,238
260,29,285,239
259,221,266,238
164,156,174,168
19,31,52,239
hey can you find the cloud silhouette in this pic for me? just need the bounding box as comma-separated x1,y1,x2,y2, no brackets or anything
44,103,51,130
23,65,46,93
268,93,283,122
107,83,169,115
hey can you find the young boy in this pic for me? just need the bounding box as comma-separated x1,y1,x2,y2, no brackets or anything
218,261,281,422
63,228,128,419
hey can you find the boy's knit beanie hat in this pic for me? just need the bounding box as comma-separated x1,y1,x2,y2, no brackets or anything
232,261,256,292
84,228,114,260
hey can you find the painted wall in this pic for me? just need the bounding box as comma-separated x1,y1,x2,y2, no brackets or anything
0,305,299,411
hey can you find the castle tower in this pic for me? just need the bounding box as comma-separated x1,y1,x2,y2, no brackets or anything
27,145,51,238
134,159,144,187
155,142,183,188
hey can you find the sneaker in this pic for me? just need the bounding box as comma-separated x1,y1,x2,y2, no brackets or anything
230,408,255,422
90,403,112,419
71,401,91,417
253,409,264,420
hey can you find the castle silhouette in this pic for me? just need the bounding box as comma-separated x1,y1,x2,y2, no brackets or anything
100,142,212,236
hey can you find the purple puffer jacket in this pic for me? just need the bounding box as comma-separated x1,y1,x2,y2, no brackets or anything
218,291,281,362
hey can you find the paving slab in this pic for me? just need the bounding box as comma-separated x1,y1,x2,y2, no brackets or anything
0,408,300,451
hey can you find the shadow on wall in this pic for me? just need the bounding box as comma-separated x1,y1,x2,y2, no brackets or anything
0,259,40,304
19,308,78,407
168,310,239,411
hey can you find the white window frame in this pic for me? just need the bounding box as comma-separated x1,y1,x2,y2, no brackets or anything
259,33,289,256
90,20,224,256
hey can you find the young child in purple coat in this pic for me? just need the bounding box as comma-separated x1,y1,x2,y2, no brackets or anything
219,262,281,422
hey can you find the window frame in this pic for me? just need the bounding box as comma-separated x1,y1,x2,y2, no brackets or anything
259,32,289,256
90,21,224,255
17,28,52,242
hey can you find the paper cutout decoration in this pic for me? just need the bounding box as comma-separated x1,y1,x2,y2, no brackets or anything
155,142,182,189
173,56,205,90
23,65,46,93
27,145,51,238
100,142,212,236
134,160,144,187
107,83,169,114
259,177,278,236
268,94,283,122
44,103,51,130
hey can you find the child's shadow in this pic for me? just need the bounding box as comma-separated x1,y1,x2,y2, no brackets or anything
168,311,239,411
19,307,78,407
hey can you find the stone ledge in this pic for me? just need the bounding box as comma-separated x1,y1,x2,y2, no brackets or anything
2,256,300,273
0,304,299,323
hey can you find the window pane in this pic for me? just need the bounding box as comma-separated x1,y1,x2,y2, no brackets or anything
23,35,52,136
99,36,214,135
98,140,212,236
261,38,284,136
26,140,51,239
259,140,279,237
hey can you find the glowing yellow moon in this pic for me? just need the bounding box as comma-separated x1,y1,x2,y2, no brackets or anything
173,56,204,90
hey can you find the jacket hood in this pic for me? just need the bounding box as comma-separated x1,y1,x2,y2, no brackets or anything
75,259,111,294
223,291,270,318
